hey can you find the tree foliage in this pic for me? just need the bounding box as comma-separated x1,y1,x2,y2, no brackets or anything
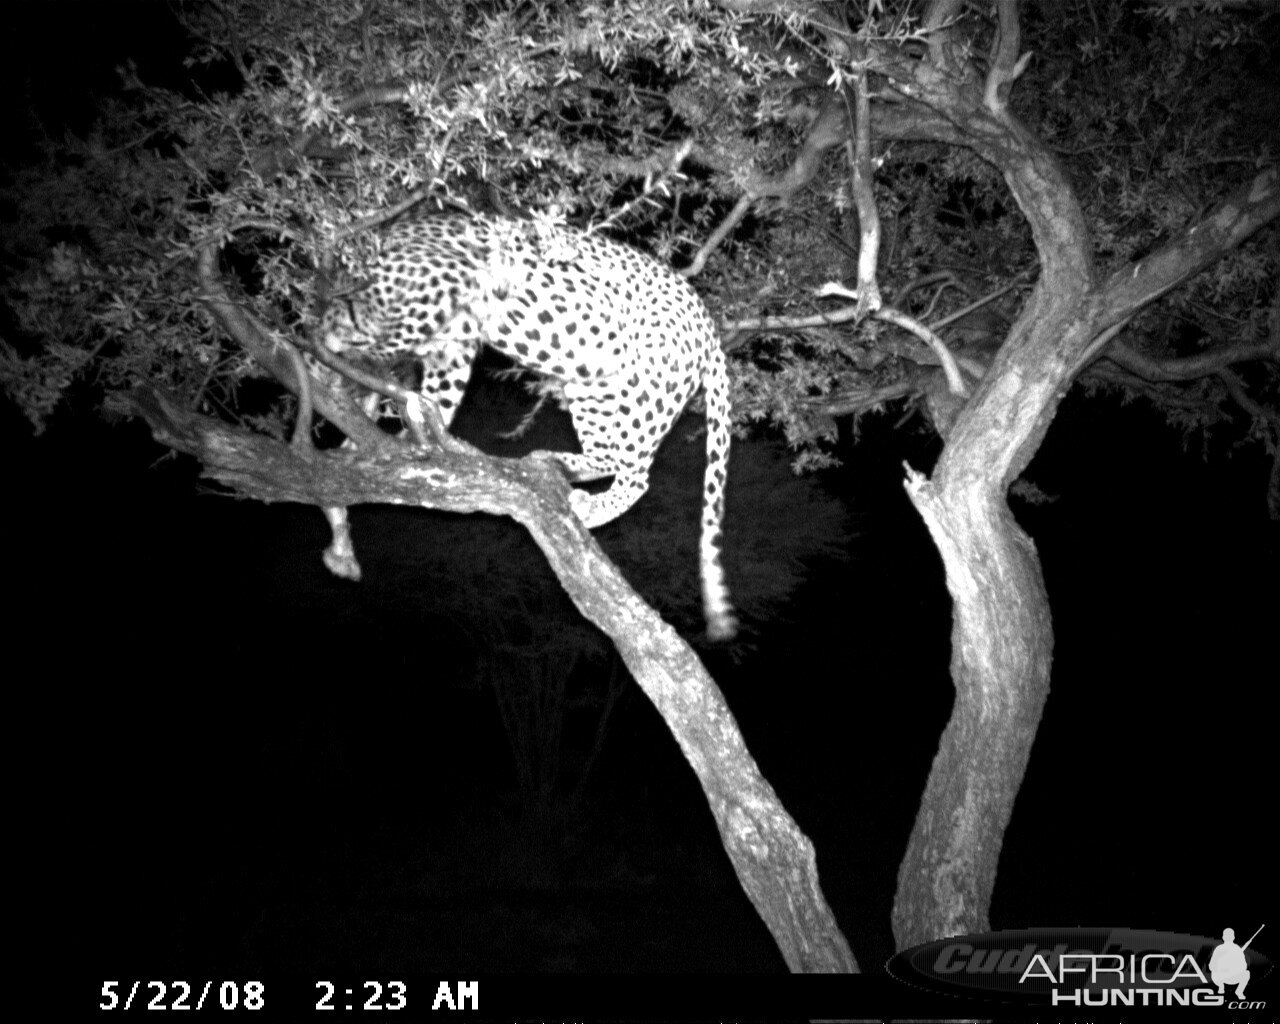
3,1,1275,475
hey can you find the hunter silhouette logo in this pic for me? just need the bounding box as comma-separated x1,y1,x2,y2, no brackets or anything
887,924,1272,1010
1210,924,1263,999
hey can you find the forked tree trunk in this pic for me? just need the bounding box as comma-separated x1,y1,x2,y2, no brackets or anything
873,8,1279,942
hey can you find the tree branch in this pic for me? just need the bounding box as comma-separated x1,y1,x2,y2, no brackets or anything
114,385,858,973
875,306,968,396
983,0,1033,114
1089,168,1280,341
1103,337,1279,382
193,243,393,454
844,52,882,317
680,94,849,279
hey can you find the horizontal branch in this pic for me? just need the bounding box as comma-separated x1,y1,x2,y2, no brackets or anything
1081,362,1219,413
111,385,561,518
734,377,919,421
1103,337,1279,382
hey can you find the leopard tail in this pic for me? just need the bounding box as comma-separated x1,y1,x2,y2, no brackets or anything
700,339,736,641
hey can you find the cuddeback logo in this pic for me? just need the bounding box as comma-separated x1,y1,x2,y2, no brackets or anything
887,925,1270,1010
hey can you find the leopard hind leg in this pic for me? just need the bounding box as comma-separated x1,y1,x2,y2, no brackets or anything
544,374,683,528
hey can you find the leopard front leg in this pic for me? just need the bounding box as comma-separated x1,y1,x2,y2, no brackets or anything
415,338,478,429
321,505,362,580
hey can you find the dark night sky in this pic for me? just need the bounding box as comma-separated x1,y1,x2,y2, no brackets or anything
6,0,1276,1002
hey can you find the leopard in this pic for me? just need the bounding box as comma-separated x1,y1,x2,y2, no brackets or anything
317,213,736,640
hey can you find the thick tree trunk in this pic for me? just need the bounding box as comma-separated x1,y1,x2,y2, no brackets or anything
891,502,1050,941
873,4,1098,947
892,304,1088,949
